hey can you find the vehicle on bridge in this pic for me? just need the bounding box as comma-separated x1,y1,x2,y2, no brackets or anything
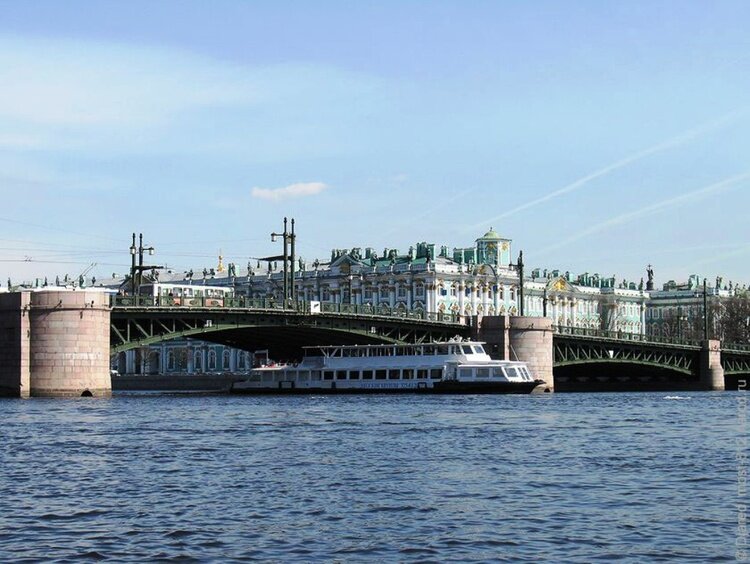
140,283,234,307
230,340,546,394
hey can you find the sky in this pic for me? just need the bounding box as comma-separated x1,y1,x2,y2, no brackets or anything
1,0,749,287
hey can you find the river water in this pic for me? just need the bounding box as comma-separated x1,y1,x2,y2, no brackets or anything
0,392,746,562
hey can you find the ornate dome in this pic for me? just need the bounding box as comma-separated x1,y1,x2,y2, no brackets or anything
478,227,502,240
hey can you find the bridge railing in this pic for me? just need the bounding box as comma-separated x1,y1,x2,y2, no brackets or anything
553,325,700,346
110,295,462,324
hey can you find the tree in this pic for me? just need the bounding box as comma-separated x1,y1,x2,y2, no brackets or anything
713,294,750,345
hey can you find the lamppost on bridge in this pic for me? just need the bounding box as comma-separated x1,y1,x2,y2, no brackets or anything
509,250,525,316
703,277,709,341
270,218,296,308
128,233,162,297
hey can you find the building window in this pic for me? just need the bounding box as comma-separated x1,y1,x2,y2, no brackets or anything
415,283,425,297
167,351,175,371
222,350,230,371
321,287,331,301
208,350,217,371
397,286,407,298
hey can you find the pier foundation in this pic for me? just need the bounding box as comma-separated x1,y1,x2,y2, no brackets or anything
700,339,725,391
0,290,112,398
474,315,554,392
0,292,31,397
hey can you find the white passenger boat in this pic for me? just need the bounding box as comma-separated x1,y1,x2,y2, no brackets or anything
229,340,547,394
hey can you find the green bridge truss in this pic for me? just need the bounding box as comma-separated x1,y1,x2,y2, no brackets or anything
110,301,468,355
110,297,750,375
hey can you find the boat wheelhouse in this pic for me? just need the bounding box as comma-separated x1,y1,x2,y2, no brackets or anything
229,340,546,394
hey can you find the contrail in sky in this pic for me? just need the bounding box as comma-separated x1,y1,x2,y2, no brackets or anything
471,108,748,230
535,171,750,257
690,244,750,269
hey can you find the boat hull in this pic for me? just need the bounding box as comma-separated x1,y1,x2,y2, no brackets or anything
228,380,545,395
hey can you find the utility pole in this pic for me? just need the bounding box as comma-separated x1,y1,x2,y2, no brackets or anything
703,277,709,341
290,218,296,305
270,218,296,308
282,217,288,307
128,233,158,297
510,250,525,316
130,233,137,295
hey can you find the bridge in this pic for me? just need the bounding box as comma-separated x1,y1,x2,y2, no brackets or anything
109,295,468,358
1,288,748,397
111,297,750,391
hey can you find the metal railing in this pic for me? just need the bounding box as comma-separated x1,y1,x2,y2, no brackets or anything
552,325,701,346
110,295,462,324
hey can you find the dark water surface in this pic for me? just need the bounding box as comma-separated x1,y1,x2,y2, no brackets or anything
0,392,744,562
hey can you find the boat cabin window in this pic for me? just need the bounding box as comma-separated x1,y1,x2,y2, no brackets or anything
375,370,387,380
388,369,400,380
402,369,413,380
493,367,507,378
362,370,374,380
430,369,443,379
506,367,520,378
349,371,360,380
417,369,428,379
476,368,490,378
298,371,310,381
472,346,484,354
323,371,334,380
336,370,347,380
461,346,472,355
459,368,473,378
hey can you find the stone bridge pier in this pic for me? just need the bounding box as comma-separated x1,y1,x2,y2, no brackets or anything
700,339,724,391
473,315,554,392
0,290,112,398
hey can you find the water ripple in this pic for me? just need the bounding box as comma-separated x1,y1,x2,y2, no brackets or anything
0,391,742,562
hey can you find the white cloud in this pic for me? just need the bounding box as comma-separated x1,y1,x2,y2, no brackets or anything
251,182,328,201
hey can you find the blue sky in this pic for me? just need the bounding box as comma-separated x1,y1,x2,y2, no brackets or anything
1,1,749,286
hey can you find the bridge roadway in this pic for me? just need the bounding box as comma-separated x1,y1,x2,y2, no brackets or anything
111,296,750,389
